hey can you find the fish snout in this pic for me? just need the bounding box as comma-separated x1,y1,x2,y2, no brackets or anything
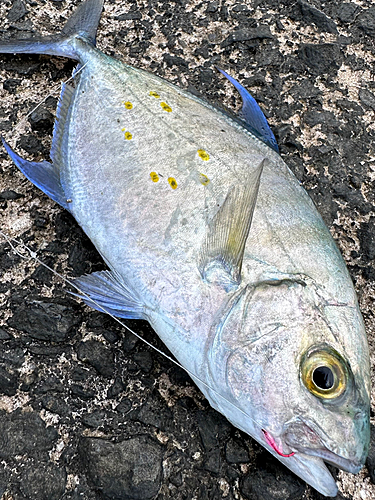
282,419,367,474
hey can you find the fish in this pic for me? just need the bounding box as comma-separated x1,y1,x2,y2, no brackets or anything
0,0,371,496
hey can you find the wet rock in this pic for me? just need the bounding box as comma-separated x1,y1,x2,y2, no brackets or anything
8,298,82,342
0,409,58,459
77,339,115,378
80,435,164,499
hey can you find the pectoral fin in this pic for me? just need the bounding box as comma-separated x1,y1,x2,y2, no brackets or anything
199,158,265,287
71,270,145,319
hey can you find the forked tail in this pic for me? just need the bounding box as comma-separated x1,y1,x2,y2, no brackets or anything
0,0,103,61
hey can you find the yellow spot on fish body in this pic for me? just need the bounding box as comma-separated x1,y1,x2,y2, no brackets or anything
150,172,159,182
198,149,210,161
123,101,133,109
149,91,160,98
161,102,172,112
168,177,178,189
199,173,210,186
124,131,132,140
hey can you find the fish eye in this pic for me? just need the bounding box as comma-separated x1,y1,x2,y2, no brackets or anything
300,346,348,400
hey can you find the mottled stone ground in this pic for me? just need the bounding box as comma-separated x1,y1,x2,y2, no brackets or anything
0,0,375,499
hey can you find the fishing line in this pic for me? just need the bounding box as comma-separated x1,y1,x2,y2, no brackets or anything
0,52,284,452
0,229,273,436
6,62,88,138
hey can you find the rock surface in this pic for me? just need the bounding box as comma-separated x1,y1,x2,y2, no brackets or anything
0,1,375,499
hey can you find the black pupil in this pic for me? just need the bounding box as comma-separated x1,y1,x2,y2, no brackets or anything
312,366,334,390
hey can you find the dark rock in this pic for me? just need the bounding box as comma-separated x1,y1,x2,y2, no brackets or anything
133,394,173,432
7,0,28,23
41,395,71,416
8,298,82,342
0,328,11,340
116,398,132,414
0,365,18,396
107,376,124,398
240,452,305,499
221,26,273,47
70,383,95,400
196,410,231,474
359,88,375,110
116,11,142,21
77,340,115,378
225,437,250,464
358,218,375,260
3,78,21,93
82,410,113,428
19,463,67,500
0,190,23,200
366,424,375,484
80,435,164,499
358,7,375,36
337,3,360,24
28,105,54,133
206,1,219,14
0,409,57,459
299,1,338,34
18,134,44,155
298,43,343,75
133,351,153,373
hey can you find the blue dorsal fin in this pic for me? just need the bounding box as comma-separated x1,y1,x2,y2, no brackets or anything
71,270,145,320
217,68,279,153
2,139,69,210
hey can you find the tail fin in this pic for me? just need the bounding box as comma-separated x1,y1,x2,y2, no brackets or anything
0,0,103,61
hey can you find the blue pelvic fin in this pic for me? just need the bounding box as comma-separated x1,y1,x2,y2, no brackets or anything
0,0,104,61
1,139,70,210
199,158,265,288
51,83,75,170
218,68,279,153
71,270,145,320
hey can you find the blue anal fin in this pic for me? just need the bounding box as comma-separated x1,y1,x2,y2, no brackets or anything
71,270,145,320
2,138,70,210
217,68,279,154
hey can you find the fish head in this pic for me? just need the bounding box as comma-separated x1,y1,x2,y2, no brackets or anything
206,277,370,496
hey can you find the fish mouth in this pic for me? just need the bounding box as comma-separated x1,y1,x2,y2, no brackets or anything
282,420,364,474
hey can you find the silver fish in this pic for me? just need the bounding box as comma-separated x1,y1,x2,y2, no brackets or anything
0,0,370,496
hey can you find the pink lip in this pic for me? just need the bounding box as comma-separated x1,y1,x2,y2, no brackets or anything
262,429,295,457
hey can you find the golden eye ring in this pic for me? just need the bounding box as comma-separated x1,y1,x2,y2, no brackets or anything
301,346,348,400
